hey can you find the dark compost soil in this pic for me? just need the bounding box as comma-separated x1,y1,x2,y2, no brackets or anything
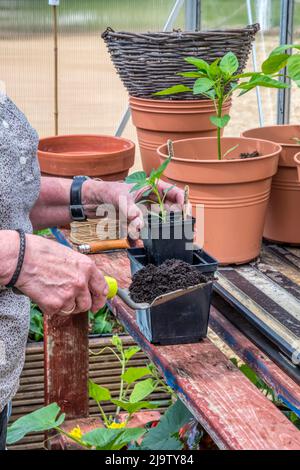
240,150,260,159
129,259,208,304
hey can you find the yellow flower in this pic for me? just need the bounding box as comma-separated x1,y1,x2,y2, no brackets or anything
69,425,83,440
107,421,126,429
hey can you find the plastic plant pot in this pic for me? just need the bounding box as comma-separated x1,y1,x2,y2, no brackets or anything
134,282,213,345
126,247,217,345
127,246,218,277
140,212,195,266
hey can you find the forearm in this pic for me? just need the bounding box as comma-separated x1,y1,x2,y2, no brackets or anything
0,230,19,285
30,177,109,230
30,177,72,229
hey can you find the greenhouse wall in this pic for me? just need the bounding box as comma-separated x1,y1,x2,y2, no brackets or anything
0,0,299,171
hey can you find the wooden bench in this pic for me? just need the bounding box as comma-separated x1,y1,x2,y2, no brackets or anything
44,247,300,450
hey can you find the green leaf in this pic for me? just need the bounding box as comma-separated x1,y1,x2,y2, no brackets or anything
232,72,260,80
193,77,214,95
287,55,300,83
92,317,112,335
177,71,204,78
130,378,156,403
111,334,123,352
82,427,145,450
124,345,141,362
238,75,290,95
7,403,65,445
220,51,239,76
208,58,221,79
141,399,192,451
210,114,230,129
270,44,300,56
153,85,192,96
88,380,111,402
150,155,171,181
184,57,209,73
223,144,239,159
111,400,157,414
122,366,151,385
125,171,147,184
262,53,289,74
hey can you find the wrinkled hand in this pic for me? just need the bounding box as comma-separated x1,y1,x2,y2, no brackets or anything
82,179,185,239
16,235,108,315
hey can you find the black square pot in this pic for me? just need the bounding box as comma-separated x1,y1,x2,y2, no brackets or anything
141,212,195,265
135,282,213,345
127,247,217,345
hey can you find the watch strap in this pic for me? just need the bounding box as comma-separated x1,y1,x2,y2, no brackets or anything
70,176,89,221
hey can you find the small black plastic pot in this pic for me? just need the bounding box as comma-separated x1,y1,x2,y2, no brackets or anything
135,282,213,345
140,212,195,265
128,246,218,277
127,247,218,345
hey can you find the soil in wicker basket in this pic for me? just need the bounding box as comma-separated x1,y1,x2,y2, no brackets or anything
129,259,207,304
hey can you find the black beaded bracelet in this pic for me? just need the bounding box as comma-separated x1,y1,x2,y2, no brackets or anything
6,229,26,288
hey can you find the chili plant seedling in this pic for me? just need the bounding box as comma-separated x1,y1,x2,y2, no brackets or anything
125,142,174,222
155,45,300,160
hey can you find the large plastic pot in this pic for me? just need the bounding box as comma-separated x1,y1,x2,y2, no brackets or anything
242,125,300,244
129,96,231,174
157,137,281,265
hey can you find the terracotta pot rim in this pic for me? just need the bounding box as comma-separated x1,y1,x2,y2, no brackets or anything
294,152,300,165
129,95,232,106
38,134,135,158
242,124,300,148
157,137,282,164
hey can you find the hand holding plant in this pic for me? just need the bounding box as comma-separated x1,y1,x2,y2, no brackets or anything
155,45,300,160
125,142,184,222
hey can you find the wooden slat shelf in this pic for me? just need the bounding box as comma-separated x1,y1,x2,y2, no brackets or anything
92,250,300,450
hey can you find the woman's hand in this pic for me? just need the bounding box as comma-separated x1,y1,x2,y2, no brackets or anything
15,235,109,315
82,179,185,238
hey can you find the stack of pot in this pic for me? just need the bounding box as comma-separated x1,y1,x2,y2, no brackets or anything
102,25,259,175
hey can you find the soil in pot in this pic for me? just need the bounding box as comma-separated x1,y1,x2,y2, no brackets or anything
141,212,195,266
129,258,208,304
129,259,213,345
157,137,281,265
242,125,300,244
38,134,135,180
129,96,231,175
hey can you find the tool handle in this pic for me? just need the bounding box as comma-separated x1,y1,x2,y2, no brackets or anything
78,239,130,253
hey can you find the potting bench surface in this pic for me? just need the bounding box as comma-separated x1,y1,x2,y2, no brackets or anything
91,248,300,451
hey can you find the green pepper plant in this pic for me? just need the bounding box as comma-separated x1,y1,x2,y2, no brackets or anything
125,150,173,222
154,45,300,160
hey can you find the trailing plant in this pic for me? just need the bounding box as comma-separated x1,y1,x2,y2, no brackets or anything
8,335,186,450
155,45,300,160
125,152,173,222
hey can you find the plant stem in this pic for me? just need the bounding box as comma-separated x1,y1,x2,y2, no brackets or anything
116,351,126,417
217,97,223,161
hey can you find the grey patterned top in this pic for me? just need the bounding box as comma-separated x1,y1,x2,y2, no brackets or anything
0,94,40,412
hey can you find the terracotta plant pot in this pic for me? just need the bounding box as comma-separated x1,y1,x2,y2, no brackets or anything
129,96,231,175
295,152,300,182
38,134,135,180
157,137,281,265
242,125,300,244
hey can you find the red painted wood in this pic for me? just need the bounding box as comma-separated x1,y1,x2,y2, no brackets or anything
209,307,300,414
92,251,300,450
44,311,89,419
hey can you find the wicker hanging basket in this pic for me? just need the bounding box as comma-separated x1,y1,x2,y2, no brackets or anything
102,24,260,100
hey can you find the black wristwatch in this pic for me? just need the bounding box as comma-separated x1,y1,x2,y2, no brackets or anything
70,175,90,221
